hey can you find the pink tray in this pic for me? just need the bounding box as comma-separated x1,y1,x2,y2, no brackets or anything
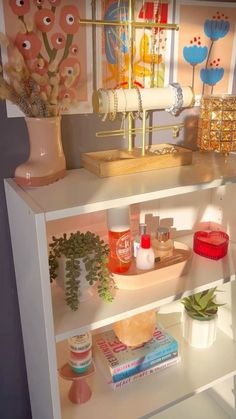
113,242,191,290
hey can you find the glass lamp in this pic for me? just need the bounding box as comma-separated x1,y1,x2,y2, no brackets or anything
197,95,236,154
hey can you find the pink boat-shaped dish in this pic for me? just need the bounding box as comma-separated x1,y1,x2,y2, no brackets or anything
113,241,191,290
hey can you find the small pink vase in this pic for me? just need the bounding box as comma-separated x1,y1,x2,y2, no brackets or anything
15,116,66,187
68,379,92,404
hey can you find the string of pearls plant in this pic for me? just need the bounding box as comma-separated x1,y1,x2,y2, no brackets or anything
49,231,115,311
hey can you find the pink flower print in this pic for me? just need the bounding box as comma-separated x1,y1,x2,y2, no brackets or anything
59,87,78,101
15,32,42,60
69,44,78,55
35,8,55,32
59,6,79,34
59,87,78,111
33,0,45,6
32,58,48,75
9,0,30,16
51,33,66,50
59,57,80,87
48,0,61,5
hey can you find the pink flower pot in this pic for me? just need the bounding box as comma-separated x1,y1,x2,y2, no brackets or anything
15,116,66,187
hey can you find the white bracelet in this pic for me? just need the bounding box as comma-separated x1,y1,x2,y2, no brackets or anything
166,83,183,116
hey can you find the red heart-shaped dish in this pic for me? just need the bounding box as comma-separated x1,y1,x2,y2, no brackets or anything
193,231,229,260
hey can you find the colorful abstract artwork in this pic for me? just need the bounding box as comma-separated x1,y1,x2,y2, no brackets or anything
174,1,236,102
0,0,93,117
97,0,173,89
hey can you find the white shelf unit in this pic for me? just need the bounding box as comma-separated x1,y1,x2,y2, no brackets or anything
4,151,236,419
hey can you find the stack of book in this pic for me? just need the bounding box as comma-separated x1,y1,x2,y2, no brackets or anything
93,323,180,390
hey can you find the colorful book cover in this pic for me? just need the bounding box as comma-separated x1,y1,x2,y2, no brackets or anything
110,356,181,390
93,323,178,376
109,351,178,383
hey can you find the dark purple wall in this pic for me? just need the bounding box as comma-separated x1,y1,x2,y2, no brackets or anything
0,101,31,419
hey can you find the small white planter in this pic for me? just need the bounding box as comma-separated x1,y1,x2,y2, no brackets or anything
183,310,217,349
56,255,95,302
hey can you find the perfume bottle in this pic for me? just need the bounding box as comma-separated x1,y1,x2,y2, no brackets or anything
133,222,147,257
152,227,173,259
136,234,155,270
107,205,132,273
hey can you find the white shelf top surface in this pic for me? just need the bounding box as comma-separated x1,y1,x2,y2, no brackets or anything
57,323,236,419
8,152,236,220
151,390,230,419
52,236,236,342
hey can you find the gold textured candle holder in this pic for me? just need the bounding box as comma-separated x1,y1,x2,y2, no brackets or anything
198,95,236,155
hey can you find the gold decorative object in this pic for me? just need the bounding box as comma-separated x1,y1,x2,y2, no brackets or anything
80,0,194,177
198,94,236,155
81,144,192,177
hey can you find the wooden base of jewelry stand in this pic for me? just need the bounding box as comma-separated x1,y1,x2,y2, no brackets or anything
81,144,192,177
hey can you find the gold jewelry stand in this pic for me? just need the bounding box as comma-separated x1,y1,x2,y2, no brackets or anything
80,0,193,177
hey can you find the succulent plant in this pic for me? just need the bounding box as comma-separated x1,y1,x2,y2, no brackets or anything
49,231,114,311
181,287,224,320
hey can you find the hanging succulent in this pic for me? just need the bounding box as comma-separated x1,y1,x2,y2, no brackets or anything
49,231,114,311
181,287,224,320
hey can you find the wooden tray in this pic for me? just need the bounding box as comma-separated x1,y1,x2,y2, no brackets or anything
113,242,191,290
81,144,192,177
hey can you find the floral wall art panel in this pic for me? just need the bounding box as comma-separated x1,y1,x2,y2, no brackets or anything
97,0,173,89
174,1,236,104
0,0,93,117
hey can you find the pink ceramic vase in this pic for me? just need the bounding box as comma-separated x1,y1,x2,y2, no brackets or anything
68,379,92,404
15,116,66,187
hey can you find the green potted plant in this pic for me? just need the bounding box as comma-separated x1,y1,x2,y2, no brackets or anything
181,287,224,348
49,231,114,311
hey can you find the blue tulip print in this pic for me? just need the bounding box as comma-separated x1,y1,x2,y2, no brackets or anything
201,60,224,94
204,15,230,41
182,10,230,95
183,37,208,89
202,11,229,94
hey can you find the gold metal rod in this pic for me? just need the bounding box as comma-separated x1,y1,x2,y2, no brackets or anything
128,0,134,152
134,22,178,29
142,110,147,156
96,123,184,138
79,18,178,30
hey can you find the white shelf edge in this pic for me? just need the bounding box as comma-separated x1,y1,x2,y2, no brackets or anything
54,275,235,343
6,152,236,221
4,179,45,215
208,377,236,419
46,178,229,221
151,390,231,419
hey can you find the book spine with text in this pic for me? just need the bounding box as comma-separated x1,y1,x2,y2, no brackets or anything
110,356,180,390
111,351,178,382
111,340,178,376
